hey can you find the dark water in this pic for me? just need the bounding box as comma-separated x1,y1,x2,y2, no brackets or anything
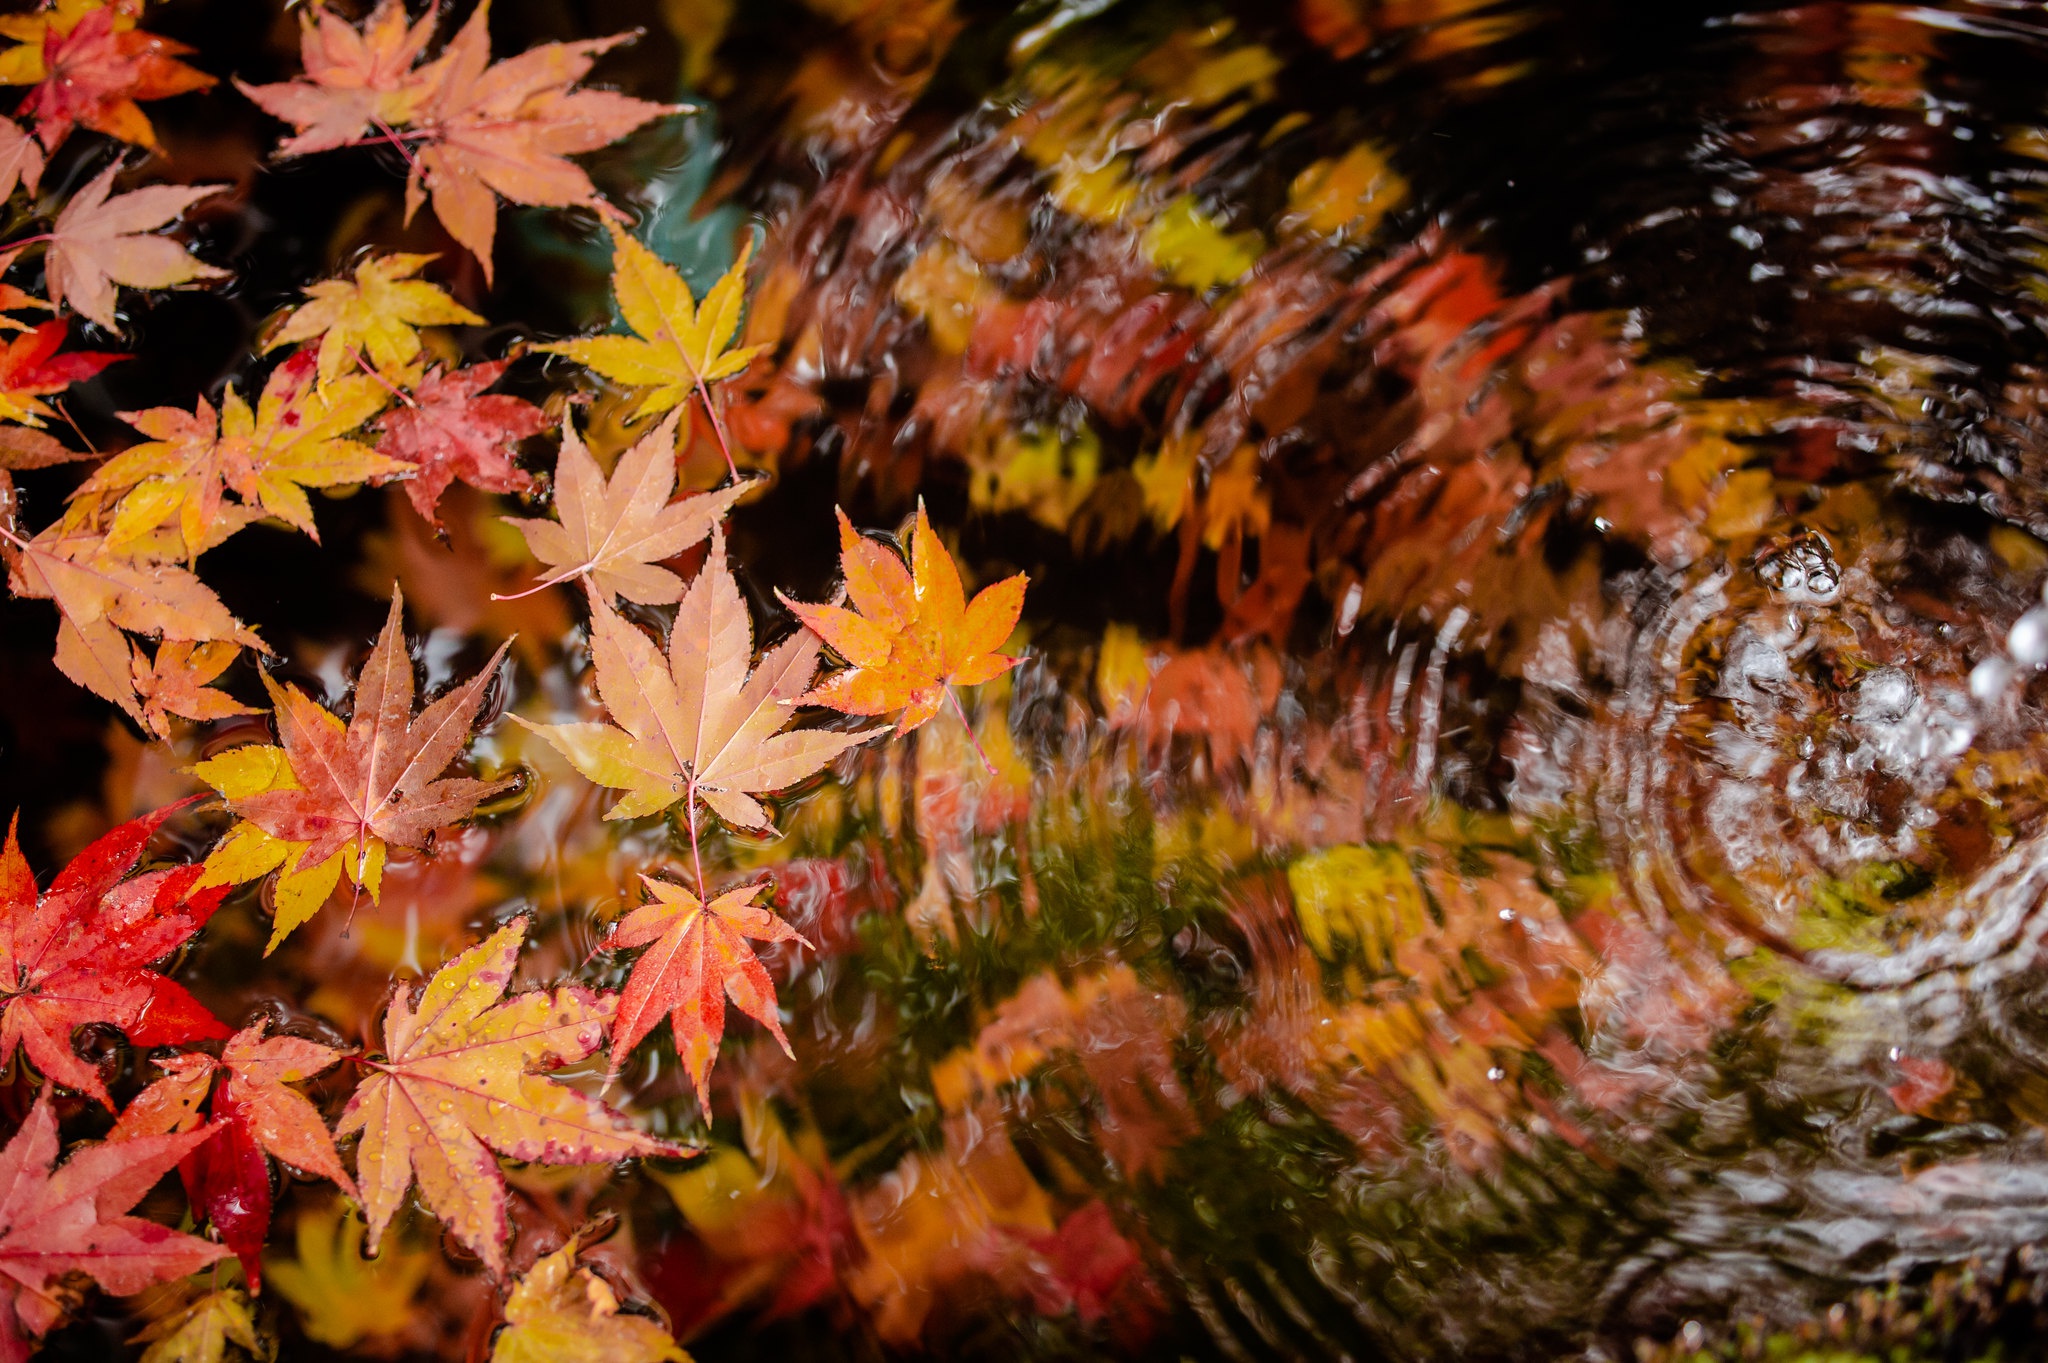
18,0,2048,1359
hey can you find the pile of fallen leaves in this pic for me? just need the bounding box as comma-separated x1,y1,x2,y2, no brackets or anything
0,1,1031,1358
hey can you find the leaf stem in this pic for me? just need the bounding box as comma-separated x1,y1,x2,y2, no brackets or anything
684,779,706,900
947,686,998,778
490,561,589,601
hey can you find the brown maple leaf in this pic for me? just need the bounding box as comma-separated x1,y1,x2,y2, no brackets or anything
15,5,214,153
516,529,878,835
0,1097,228,1355
44,162,229,332
606,875,803,1113
233,0,437,157
499,412,749,604
374,360,549,527
193,586,513,951
339,917,679,1278
782,504,1027,733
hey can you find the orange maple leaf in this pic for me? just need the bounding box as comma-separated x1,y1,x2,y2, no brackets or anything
606,875,803,1114
242,0,679,281
338,917,680,1277
43,162,229,332
781,504,1028,733
128,637,257,738
11,3,214,152
232,0,436,157
499,411,750,605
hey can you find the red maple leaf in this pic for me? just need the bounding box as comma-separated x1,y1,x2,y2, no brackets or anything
0,1096,227,1360
0,319,121,426
17,7,215,153
0,799,228,1108
373,359,548,527
112,1020,355,1290
605,875,804,1112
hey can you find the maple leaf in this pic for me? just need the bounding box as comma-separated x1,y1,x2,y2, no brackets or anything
491,1232,686,1363
0,119,42,203
45,162,228,332
782,504,1028,733
0,246,54,334
374,359,549,527
265,1200,429,1351
538,223,765,464
129,1284,260,1363
397,3,678,282
499,411,749,604
81,347,403,549
130,638,258,738
607,875,803,1113
267,252,484,388
338,917,679,1277
0,800,228,1107
516,529,878,832
242,0,678,281
233,0,437,157
192,586,512,952
2,495,266,724
0,317,120,426
112,1019,355,1289
0,1097,228,1359
13,4,213,152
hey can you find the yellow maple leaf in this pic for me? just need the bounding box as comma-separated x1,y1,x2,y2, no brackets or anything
130,1285,261,1363
491,1234,687,1363
265,1200,430,1351
267,252,483,387
80,349,403,551
338,918,677,1276
539,222,765,465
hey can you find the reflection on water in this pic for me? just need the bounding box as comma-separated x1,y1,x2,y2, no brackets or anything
43,0,2048,1357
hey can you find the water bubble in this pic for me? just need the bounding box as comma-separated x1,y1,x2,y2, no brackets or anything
1971,656,2014,701
2012,608,2048,667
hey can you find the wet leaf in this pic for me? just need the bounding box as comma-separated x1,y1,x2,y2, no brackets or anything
131,1286,261,1363
338,917,679,1277
501,412,748,604
0,317,121,427
374,360,550,527
267,252,482,388
0,800,227,1107
129,638,258,739
539,223,766,423
0,1097,228,1353
83,348,401,549
607,875,802,1113
491,1233,686,1363
44,163,228,332
516,529,878,830
10,4,214,153
191,587,512,952
782,504,1027,733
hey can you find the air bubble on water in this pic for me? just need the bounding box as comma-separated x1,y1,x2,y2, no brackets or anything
2011,608,2048,667
1971,656,2013,701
